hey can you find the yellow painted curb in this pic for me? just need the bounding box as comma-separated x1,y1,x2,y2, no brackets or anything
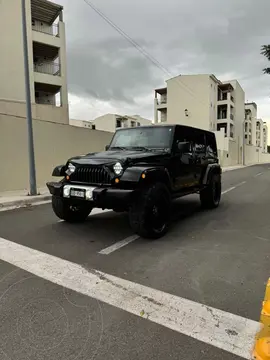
253,279,270,359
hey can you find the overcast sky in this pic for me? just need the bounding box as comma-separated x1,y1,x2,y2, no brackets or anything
57,0,270,124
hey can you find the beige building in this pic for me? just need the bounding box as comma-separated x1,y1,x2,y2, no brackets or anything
263,123,268,152
154,74,244,142
70,114,152,133
244,102,257,146
0,0,69,124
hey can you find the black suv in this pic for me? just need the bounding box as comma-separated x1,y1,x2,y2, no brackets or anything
47,124,222,239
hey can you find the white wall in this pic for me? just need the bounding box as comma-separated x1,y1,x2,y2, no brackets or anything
0,0,34,101
0,113,113,192
166,75,211,130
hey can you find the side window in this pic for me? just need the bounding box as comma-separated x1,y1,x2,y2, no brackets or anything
174,126,193,152
205,133,217,156
193,131,206,155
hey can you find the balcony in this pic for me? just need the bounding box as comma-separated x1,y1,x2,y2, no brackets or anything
32,21,59,37
230,96,234,102
156,96,167,105
230,114,234,120
34,62,61,76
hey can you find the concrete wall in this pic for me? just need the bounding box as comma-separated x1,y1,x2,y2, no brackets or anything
0,0,69,123
0,114,113,192
0,99,69,125
0,0,34,101
166,75,211,130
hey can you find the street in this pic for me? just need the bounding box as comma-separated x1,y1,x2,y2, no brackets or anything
0,164,270,360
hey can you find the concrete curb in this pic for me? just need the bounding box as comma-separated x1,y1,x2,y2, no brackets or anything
0,194,51,211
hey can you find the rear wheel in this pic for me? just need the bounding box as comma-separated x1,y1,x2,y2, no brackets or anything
52,196,92,222
200,173,221,209
129,183,171,239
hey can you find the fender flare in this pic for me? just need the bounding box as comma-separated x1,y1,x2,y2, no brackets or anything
202,164,221,185
121,166,172,189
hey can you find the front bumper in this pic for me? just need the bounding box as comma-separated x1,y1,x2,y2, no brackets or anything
46,182,134,209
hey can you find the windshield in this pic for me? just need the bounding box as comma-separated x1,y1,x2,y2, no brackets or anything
109,127,173,150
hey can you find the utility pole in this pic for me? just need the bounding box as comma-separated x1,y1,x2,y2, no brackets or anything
21,0,37,195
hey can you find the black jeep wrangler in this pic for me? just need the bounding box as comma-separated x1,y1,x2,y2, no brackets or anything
47,124,221,239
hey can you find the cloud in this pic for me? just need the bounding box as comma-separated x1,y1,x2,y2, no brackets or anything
57,0,270,122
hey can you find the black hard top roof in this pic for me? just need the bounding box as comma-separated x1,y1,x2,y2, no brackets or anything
116,124,215,135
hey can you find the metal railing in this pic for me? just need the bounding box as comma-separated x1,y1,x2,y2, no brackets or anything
157,98,167,105
34,63,61,76
32,22,59,36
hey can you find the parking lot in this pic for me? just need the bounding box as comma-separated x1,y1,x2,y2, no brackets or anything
0,164,270,359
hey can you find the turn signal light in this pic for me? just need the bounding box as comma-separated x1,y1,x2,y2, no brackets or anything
142,173,146,179
115,178,120,183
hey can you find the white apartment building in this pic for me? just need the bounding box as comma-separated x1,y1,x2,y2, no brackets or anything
0,0,69,124
154,74,245,142
244,102,257,145
70,114,152,132
263,123,268,152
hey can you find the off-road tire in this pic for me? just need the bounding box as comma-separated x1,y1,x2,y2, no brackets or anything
200,173,221,209
129,183,171,239
52,196,92,223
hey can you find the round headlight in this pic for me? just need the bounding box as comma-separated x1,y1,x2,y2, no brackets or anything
113,162,123,175
67,163,76,174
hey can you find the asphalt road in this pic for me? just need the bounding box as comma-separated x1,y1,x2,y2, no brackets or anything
0,164,270,360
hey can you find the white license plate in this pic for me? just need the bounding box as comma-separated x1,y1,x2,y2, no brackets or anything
70,189,85,198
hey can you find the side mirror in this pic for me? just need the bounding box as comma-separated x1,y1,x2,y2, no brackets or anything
105,145,110,151
177,141,191,153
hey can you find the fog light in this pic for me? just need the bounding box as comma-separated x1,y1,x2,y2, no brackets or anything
63,187,70,198
85,189,93,200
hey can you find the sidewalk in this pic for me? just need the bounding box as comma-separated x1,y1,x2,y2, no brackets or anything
0,163,256,211
0,187,51,211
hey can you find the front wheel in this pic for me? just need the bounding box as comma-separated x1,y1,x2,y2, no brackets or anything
129,183,171,239
52,196,92,223
200,173,221,209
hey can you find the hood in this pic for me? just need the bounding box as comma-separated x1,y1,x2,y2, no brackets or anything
68,150,168,166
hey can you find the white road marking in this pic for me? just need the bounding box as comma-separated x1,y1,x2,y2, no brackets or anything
98,235,139,255
222,186,236,195
0,237,260,359
255,172,263,177
221,181,246,195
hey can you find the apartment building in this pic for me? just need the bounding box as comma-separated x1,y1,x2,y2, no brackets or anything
0,0,69,124
154,74,245,141
91,114,152,133
244,102,257,145
70,114,152,133
263,123,268,152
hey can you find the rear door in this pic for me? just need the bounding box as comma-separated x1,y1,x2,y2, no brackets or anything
193,129,207,184
171,126,196,191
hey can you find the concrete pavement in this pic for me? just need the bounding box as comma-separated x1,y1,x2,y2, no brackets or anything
0,164,270,359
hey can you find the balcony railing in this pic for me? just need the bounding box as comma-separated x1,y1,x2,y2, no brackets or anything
32,22,59,37
34,63,61,76
218,114,227,120
156,97,167,105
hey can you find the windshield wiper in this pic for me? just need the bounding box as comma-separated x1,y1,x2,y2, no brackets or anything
109,146,127,150
128,146,152,152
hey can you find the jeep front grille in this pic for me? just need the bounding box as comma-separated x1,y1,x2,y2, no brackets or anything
70,167,111,185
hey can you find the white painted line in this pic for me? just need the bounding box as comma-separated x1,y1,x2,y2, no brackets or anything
98,235,139,255
0,237,260,359
221,181,247,195
255,172,263,177
221,186,236,195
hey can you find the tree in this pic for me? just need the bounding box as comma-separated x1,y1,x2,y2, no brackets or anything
261,45,270,74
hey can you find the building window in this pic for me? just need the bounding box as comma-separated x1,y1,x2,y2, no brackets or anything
116,119,121,128
131,121,136,127
137,122,141,127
